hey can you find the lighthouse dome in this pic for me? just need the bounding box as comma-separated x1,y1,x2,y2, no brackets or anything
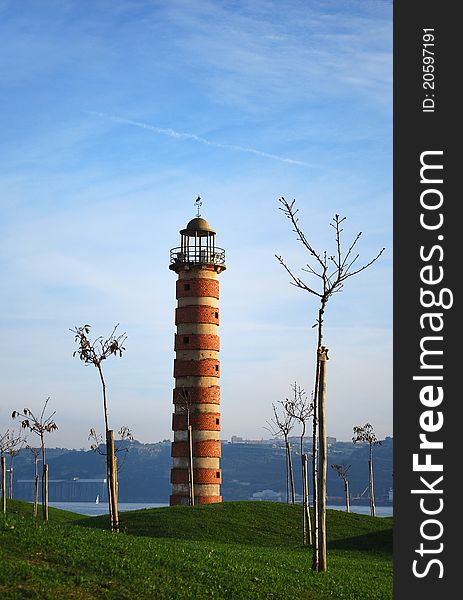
181,217,216,236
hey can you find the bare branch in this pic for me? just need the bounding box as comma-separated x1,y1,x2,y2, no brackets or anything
88,428,106,455
331,463,351,482
0,429,25,456
340,231,362,271
278,198,326,269
285,383,313,424
275,255,322,297
70,324,127,368
276,199,386,310
352,423,382,446
302,264,324,279
88,426,134,473
339,247,386,282
12,400,58,440
266,402,295,440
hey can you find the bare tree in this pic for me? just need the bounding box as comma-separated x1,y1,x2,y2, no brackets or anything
88,425,134,469
0,430,9,514
285,382,313,545
266,402,296,504
352,423,382,517
276,197,385,572
331,464,351,513
6,430,26,500
88,425,134,506
27,445,41,517
1,430,22,513
12,398,58,521
71,323,127,532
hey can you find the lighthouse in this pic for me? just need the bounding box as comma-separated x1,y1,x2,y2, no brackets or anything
169,203,226,506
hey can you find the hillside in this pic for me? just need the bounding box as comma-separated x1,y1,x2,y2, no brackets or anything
0,500,392,599
10,438,393,504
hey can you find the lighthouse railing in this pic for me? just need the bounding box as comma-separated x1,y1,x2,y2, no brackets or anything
170,246,226,266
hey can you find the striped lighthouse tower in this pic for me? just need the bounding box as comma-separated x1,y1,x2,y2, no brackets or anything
169,204,226,506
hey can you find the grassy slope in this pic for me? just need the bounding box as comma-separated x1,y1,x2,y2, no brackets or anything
0,500,392,600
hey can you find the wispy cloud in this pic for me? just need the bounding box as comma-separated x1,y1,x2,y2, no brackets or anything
160,0,392,110
88,111,312,167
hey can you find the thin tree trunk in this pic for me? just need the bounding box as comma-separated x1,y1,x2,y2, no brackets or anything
98,365,110,435
40,434,47,521
345,479,350,513
317,347,328,572
34,474,39,518
107,430,119,532
311,357,320,569
33,455,39,517
107,466,113,524
100,364,112,525
287,441,295,504
305,461,312,544
8,463,13,500
300,426,312,545
302,454,312,545
43,464,49,522
285,439,289,504
188,424,195,506
115,454,119,502
99,365,118,529
312,302,326,571
302,454,307,544
106,437,113,528
1,456,6,514
369,445,376,517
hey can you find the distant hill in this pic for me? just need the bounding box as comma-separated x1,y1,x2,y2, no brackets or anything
9,437,392,504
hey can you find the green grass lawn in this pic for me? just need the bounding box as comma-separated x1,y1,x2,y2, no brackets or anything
0,500,392,599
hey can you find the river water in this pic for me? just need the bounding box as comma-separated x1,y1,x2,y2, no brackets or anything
49,501,392,517
49,501,167,516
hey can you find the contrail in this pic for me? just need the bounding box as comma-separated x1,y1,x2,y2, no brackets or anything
88,111,310,167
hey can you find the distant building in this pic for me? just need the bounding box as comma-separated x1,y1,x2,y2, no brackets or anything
231,436,244,444
17,478,107,502
252,489,283,501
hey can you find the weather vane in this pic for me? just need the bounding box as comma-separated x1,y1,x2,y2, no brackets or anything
195,195,202,217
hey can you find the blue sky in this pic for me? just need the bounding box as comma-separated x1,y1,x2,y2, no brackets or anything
0,0,392,449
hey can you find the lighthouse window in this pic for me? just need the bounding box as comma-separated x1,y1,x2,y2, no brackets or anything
215,312,218,319
216,471,220,478
216,418,220,425
184,283,190,291
215,365,219,371
183,336,190,344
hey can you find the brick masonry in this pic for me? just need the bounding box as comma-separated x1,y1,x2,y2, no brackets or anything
172,412,221,431
170,494,222,505
173,386,220,404
176,278,219,299
171,439,222,458
195,495,222,504
173,358,220,377
171,468,222,485
175,305,219,325
174,333,220,351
